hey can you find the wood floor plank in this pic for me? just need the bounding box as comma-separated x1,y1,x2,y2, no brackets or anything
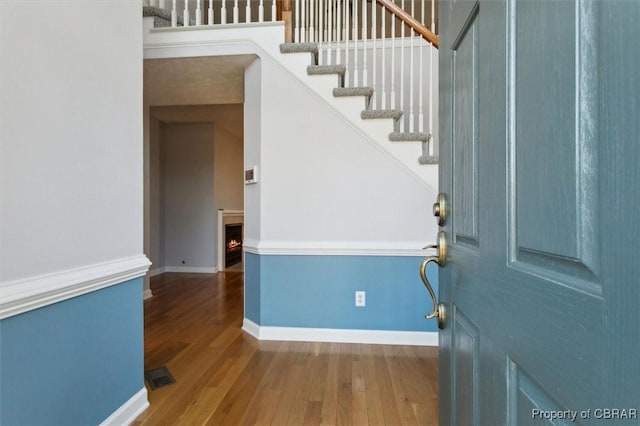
319,343,340,425
359,344,386,426
371,345,404,426
351,345,369,426
336,344,353,426
205,349,275,425
136,272,439,425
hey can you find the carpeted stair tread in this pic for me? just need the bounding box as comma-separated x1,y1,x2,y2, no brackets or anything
143,5,190,26
275,42,433,168
307,65,346,75
418,155,439,165
361,109,403,120
389,131,431,142
333,87,374,97
280,43,319,54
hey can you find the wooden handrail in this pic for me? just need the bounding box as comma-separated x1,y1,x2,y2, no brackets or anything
376,0,439,48
279,0,437,47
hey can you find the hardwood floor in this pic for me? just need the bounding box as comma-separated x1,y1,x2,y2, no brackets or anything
133,272,439,425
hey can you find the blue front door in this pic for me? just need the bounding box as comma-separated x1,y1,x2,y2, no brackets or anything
437,0,640,424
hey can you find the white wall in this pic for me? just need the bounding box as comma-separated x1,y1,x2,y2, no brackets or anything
143,26,439,253
161,123,216,269
1,1,144,283
257,57,437,247
148,114,244,273
149,118,163,270
214,125,244,212
244,59,263,243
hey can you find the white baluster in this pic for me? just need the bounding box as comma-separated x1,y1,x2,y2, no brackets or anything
309,0,315,42
319,0,323,44
221,0,227,24
408,0,414,132
352,0,358,86
381,6,386,108
409,28,415,132
259,0,264,22
318,0,322,43
196,0,202,25
295,0,301,41
343,0,349,86
418,0,425,132
272,0,277,22
183,0,190,26
371,1,377,107
172,0,177,27
246,0,251,23
302,0,307,41
233,0,239,23
327,0,333,65
429,0,435,154
208,0,214,25
390,13,396,109
336,0,341,66
362,0,367,88
319,0,325,63
400,0,406,125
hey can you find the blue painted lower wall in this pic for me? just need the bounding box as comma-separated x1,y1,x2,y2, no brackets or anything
0,277,144,425
244,253,439,332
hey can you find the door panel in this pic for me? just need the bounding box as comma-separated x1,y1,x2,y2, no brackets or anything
452,306,480,426
508,359,574,426
437,0,640,424
452,5,480,246
511,0,601,291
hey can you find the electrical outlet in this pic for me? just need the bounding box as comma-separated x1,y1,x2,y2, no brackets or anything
355,291,366,307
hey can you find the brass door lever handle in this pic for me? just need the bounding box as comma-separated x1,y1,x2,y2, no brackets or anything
420,231,447,329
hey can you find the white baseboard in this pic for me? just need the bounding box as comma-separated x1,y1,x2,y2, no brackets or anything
143,289,153,300
149,267,165,277
99,387,149,426
242,318,261,338
163,266,218,274
242,319,438,346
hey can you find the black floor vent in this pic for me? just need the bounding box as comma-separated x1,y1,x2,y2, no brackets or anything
144,366,176,390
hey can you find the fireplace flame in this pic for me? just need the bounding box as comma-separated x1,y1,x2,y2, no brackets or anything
227,239,241,249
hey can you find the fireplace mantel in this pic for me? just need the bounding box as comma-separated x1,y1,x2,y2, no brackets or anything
217,210,244,271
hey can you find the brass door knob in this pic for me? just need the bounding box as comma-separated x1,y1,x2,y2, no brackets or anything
433,193,447,226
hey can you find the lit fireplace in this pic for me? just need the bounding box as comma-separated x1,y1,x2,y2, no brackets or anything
225,223,243,267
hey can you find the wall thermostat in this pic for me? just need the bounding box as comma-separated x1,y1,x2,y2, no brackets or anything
244,166,258,184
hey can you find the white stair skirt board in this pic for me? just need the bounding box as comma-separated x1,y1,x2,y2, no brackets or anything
99,387,149,426
242,319,438,347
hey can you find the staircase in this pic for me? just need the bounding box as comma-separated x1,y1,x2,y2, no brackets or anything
143,0,439,178
279,41,437,164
